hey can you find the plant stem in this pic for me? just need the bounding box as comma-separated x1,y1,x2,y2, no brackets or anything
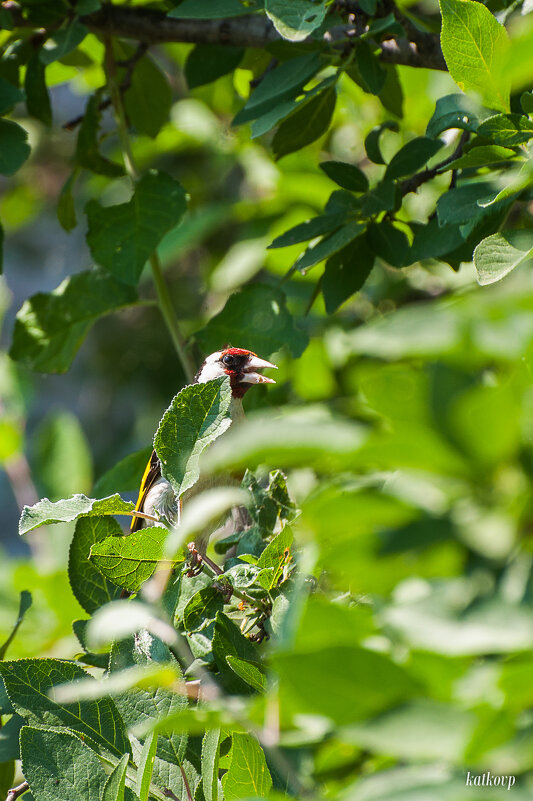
103,38,194,382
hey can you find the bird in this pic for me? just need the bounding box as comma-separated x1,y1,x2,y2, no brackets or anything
130,347,277,544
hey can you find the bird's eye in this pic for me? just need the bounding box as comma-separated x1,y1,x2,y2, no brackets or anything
222,354,234,366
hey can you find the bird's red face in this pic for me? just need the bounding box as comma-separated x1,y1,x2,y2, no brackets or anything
195,348,277,397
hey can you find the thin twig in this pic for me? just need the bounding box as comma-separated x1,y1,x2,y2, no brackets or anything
400,129,470,197
6,782,29,801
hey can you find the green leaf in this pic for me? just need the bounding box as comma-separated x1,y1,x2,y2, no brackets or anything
521,91,533,113
0,659,130,757
436,181,495,226
477,113,533,146
0,714,23,762
169,0,261,18
40,20,88,64
185,44,244,89
439,0,510,112
90,526,175,593
257,528,293,570
244,469,295,534
102,753,129,801
93,446,153,497
233,52,321,126
0,78,23,115
249,75,336,138
226,656,267,693
136,732,157,801
295,221,366,272
0,590,32,660
355,41,386,95
426,93,478,138
19,493,134,535
364,121,399,164
194,283,308,358
385,137,443,180
124,55,172,139
212,613,259,693
319,160,369,192
323,235,374,313
409,217,465,262
155,377,232,498
0,118,31,176
9,269,139,373
265,0,328,42
222,733,272,800
442,144,519,170
268,212,347,248
69,517,122,614
473,229,533,285
367,221,410,267
183,586,223,631
76,94,124,177
272,85,336,159
86,171,187,286
275,645,418,725
20,726,107,801
361,179,397,216
202,729,221,801
57,171,77,231
24,52,51,125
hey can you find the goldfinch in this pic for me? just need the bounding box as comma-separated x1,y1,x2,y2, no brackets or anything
131,347,277,535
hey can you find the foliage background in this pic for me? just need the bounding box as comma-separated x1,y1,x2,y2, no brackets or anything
1,0,533,798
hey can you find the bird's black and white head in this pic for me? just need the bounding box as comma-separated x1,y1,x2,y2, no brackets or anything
195,348,277,398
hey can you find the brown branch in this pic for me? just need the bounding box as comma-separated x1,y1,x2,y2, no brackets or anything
5,2,446,71
400,129,470,196
6,782,29,801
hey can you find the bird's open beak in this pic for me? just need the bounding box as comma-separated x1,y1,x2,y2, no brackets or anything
241,355,277,384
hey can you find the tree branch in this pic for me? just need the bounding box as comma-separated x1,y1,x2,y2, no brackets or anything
6,782,29,801
6,2,446,71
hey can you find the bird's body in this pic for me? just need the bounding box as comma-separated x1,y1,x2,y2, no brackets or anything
131,348,276,540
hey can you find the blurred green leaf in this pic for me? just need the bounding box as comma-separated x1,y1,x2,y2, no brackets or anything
0,119,31,176
185,44,244,89
57,171,77,231
24,51,51,126
124,55,172,139
268,212,347,249
364,121,399,165
355,41,386,95
169,0,261,18
76,94,124,177
195,284,308,358
295,221,366,272
136,731,157,801
0,77,24,114
272,86,336,159
40,20,88,64
33,409,92,500
0,590,31,660
86,171,187,286
94,446,153,497
9,270,139,373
